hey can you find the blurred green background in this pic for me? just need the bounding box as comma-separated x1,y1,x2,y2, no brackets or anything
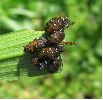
0,0,102,99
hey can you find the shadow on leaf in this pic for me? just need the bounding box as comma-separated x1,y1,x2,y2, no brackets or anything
16,53,49,78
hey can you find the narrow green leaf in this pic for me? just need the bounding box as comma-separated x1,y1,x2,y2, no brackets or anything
0,29,50,81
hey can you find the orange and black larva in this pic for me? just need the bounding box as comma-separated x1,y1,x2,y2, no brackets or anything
24,17,75,73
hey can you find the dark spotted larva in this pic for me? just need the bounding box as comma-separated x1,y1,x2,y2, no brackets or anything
48,56,62,73
24,37,47,53
45,17,69,34
32,44,64,65
32,55,62,73
44,17,75,45
46,29,65,44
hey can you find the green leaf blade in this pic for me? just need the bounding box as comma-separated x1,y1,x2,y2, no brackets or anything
0,29,49,81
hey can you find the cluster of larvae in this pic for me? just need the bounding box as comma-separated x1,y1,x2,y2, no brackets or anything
24,17,76,73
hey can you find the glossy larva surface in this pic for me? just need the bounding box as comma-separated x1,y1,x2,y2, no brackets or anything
24,17,72,73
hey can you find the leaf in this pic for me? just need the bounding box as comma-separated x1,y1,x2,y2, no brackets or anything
0,29,50,81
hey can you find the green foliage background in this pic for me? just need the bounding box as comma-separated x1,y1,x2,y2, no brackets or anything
0,0,102,99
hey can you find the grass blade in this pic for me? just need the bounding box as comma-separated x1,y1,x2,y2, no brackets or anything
0,29,50,81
